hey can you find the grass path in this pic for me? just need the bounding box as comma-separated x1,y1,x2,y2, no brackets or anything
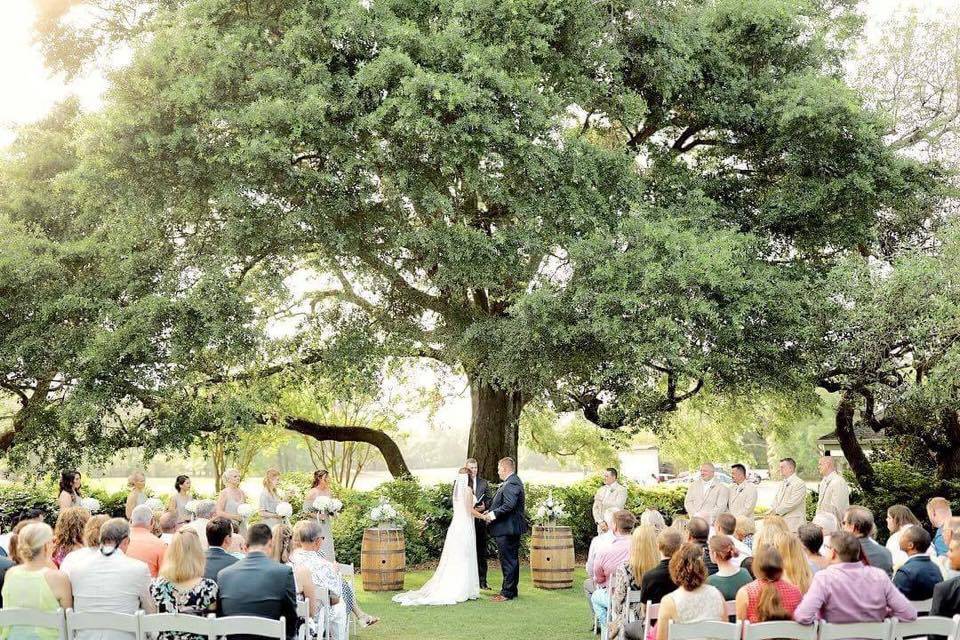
355,566,590,640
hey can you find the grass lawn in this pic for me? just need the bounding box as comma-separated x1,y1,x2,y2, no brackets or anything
355,566,591,640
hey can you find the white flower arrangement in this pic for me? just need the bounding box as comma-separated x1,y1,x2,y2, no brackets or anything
312,496,344,516
368,496,405,528
237,503,254,519
534,492,567,525
184,500,199,515
80,497,101,513
276,502,293,518
144,497,165,513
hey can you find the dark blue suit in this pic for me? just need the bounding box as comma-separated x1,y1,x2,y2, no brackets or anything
488,473,527,599
893,554,943,601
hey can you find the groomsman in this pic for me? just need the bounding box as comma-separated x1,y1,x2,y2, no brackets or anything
727,464,758,518
684,463,729,523
815,456,850,523
770,457,807,533
592,468,628,533
465,458,492,590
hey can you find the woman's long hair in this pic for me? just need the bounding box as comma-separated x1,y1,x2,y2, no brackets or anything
159,529,206,583
887,505,920,532
271,524,294,564
629,525,660,579
54,507,91,553
754,544,791,622
310,470,329,489
59,470,81,497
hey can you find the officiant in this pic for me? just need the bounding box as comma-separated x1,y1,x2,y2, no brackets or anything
465,458,492,590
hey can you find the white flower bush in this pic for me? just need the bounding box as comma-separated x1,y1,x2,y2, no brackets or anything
80,497,101,513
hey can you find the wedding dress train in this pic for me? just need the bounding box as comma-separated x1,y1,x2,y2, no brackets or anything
392,473,480,606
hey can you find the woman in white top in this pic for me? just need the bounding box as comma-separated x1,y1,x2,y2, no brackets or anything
656,543,726,640
886,504,933,568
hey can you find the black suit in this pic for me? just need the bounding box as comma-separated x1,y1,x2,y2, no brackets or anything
204,546,239,581
639,558,677,605
933,575,960,616
470,475,492,587
488,473,527,599
216,551,298,640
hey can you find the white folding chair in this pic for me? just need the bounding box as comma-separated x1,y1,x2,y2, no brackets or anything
140,612,217,640
642,601,660,640
891,615,960,640
336,564,356,639
0,608,67,640
743,620,819,640
818,619,893,640
911,600,934,615
615,590,647,640
213,615,285,640
668,620,741,640
66,609,140,640
296,598,312,640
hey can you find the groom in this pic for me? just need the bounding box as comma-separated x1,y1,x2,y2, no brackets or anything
481,456,527,602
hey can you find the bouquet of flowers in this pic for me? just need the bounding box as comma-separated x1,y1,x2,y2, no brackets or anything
237,504,254,519
144,497,165,513
312,496,344,516
369,497,405,529
534,492,567,525
184,500,199,515
80,497,102,513
276,502,293,520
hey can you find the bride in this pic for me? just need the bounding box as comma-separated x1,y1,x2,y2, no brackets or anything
393,468,482,606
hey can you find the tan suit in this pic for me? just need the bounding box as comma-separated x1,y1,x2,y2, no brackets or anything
727,481,758,518
684,479,729,522
771,474,808,532
592,482,628,528
815,471,850,523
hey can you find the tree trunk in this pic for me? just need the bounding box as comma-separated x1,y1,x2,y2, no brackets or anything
467,379,525,481
835,392,875,492
285,417,412,478
936,408,960,479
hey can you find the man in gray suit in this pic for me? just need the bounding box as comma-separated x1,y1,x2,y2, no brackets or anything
203,518,238,581
843,506,893,576
216,523,298,640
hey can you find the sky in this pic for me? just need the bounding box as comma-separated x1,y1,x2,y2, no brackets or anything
0,0,956,437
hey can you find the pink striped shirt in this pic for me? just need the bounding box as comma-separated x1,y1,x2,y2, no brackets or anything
593,534,631,588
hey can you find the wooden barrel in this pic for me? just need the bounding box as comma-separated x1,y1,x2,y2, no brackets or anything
530,525,575,589
361,527,406,591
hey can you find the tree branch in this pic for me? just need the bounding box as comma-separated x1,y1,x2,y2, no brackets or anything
284,417,412,478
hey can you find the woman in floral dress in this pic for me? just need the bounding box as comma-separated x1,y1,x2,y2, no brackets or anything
149,529,218,640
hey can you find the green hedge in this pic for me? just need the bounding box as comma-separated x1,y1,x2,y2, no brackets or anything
0,475,688,567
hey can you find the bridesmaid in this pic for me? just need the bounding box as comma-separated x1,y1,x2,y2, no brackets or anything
124,470,148,519
304,469,336,562
168,475,194,527
259,468,282,529
57,471,82,512
216,468,248,536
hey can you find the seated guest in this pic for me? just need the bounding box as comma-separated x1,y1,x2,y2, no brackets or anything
640,529,682,605
591,510,637,640
779,534,813,593
928,497,953,556
158,512,178,545
640,509,666,532
707,535,751,601
70,518,157,640
204,518,239,581
290,521,347,639
935,517,960,580
584,508,617,622
1,523,73,636
150,530,217,639
655,543,725,640
60,514,111,577
184,501,217,550
886,505,924,569
842,506,893,576
216,523,297,640
670,517,689,538
607,525,659,640
893,525,942,601
715,513,751,566
687,517,719,575
0,510,43,557
734,516,755,550
127,504,168,576
53,507,90,567
798,524,829,573
932,537,960,617
226,520,246,558
811,512,839,555
794,531,916,625
735,544,802,623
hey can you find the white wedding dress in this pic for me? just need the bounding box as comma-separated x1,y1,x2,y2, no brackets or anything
392,473,480,606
